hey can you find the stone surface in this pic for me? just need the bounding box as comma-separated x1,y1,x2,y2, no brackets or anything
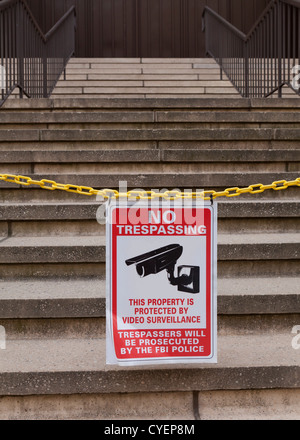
0,391,195,420
0,333,299,396
198,389,300,420
0,58,299,420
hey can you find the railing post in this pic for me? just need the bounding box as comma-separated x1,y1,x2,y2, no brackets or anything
16,3,24,99
0,11,4,102
277,2,282,98
219,23,223,80
244,42,249,98
43,50,48,98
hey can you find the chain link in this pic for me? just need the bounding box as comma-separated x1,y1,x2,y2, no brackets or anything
0,173,299,201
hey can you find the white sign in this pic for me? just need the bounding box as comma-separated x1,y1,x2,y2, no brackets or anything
292,65,300,91
0,66,5,91
106,200,217,366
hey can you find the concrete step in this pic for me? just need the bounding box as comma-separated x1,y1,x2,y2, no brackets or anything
0,236,105,264
0,200,299,220
0,279,105,319
0,277,298,339
2,149,299,164
0,333,298,398
196,389,300,420
1,111,300,127
3,97,300,110
1,140,299,154
0,200,299,237
0,232,298,257
1,149,299,176
1,128,300,145
50,65,295,98
51,58,240,98
53,82,236,89
67,57,219,64
0,277,298,319
0,234,298,280
48,57,298,100
82,73,223,80
0,387,299,420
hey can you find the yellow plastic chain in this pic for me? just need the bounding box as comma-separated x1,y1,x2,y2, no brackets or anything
0,174,299,201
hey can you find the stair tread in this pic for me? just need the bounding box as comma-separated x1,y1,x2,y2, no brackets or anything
219,277,299,296
1,149,300,163
0,276,298,299
0,279,104,300
0,278,298,319
2,171,298,183
3,97,300,110
0,235,105,247
219,233,300,245
1,110,300,123
2,333,298,372
0,333,298,395
0,275,298,297
0,200,299,221
0,199,297,206
1,233,298,247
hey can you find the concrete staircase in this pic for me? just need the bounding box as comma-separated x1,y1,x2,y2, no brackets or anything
52,58,240,98
0,58,299,420
52,58,299,99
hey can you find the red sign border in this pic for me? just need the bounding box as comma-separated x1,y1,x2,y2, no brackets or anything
106,202,217,365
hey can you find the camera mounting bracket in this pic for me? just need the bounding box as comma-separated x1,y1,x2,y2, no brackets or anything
166,263,200,294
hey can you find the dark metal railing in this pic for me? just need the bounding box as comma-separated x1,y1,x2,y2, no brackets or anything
0,0,76,106
203,0,300,98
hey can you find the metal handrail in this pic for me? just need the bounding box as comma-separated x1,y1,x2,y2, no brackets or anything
0,0,76,106
203,0,300,98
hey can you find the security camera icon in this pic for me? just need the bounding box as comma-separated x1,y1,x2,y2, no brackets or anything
125,244,200,294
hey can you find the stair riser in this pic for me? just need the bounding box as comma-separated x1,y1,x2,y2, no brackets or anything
0,356,298,396
1,128,300,142
1,202,299,219
1,313,299,339
0,263,105,280
0,318,105,339
0,218,299,237
1,122,300,129
3,97,300,109
2,162,297,174
0,389,299,420
1,149,300,163
1,290,298,319
0,391,195,420
0,242,298,264
50,91,238,98
1,140,299,151
0,188,298,203
0,260,299,280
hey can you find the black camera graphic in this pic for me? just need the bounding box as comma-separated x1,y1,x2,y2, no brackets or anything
125,244,200,294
